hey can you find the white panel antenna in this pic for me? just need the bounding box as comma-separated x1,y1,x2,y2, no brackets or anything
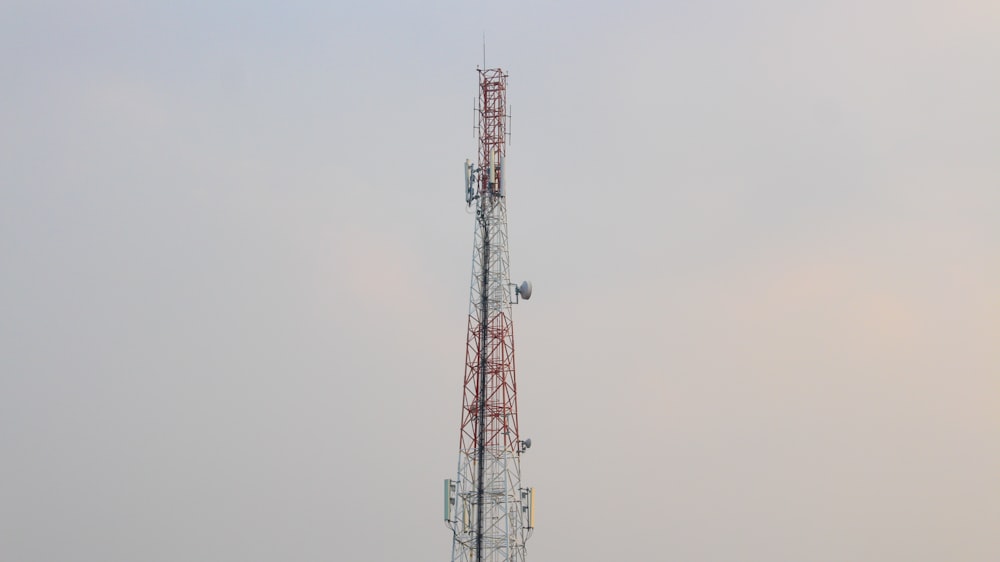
499,155,506,196
464,159,475,204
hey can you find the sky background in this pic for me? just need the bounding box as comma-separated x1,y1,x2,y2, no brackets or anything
1,1,998,560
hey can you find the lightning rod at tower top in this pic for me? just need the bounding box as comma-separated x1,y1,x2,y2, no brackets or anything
443,67,535,562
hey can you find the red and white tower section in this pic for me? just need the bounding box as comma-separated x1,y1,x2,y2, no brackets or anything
444,68,535,562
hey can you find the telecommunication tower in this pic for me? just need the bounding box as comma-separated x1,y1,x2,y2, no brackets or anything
444,67,535,562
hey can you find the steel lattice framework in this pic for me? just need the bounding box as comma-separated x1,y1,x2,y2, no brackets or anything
445,68,533,562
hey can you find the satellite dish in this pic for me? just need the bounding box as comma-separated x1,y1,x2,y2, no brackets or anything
524,438,532,449
517,280,532,300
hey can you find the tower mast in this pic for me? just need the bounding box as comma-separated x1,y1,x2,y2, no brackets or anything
444,67,534,562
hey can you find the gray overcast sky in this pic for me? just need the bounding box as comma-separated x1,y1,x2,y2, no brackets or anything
1,1,998,561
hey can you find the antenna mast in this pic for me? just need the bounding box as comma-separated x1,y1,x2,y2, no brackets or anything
445,67,534,562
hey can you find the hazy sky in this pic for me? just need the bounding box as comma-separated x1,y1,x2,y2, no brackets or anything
2,1,998,561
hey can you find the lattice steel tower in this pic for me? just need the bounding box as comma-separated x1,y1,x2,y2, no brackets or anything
444,67,535,562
